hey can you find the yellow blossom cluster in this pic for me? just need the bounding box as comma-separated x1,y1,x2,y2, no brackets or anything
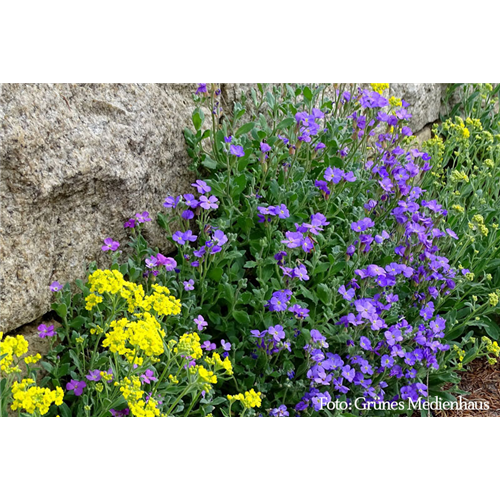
102,312,165,363
140,284,181,317
450,170,469,183
86,269,181,316
171,332,203,360
481,337,500,365
116,376,161,417
389,96,402,107
0,333,29,374
469,214,489,237
11,378,64,415
205,351,234,376
228,388,262,409
443,116,470,141
370,83,389,94
489,292,499,307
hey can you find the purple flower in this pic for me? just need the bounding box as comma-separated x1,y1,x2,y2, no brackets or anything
173,231,186,245
288,304,310,319
135,211,151,223
145,256,158,268
338,285,355,301
101,238,120,252
183,279,195,291
201,341,216,351
304,212,329,235
86,369,102,382
140,369,158,385
269,405,289,417
191,180,211,195
194,315,208,331
110,408,130,417
124,218,136,229
315,142,326,151
183,194,199,209
229,145,245,157
156,254,177,270
324,167,344,184
66,379,87,396
272,204,290,219
224,136,232,143
183,230,198,242
381,355,394,369
292,264,309,281
268,325,285,342
221,339,232,351
163,195,181,208
402,126,412,136
199,195,219,210
196,83,207,94
351,217,374,233
266,290,292,312
50,281,63,292
260,142,272,153
38,324,56,338
446,228,458,240
359,336,372,351
182,209,195,220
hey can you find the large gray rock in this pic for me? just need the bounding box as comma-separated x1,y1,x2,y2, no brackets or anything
0,83,200,333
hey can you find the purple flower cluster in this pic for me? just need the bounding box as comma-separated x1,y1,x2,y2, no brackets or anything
266,290,292,312
257,204,290,223
280,212,329,253
295,108,325,143
251,324,291,356
144,253,177,275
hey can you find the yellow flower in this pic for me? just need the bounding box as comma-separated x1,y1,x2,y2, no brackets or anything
228,388,262,409
85,293,103,311
24,354,42,365
370,83,389,94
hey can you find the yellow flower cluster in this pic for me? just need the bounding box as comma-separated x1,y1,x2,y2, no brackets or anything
450,170,470,183
481,337,500,365
103,312,165,363
205,352,234,376
443,116,470,140
172,332,203,360
488,292,499,307
228,388,262,409
470,214,489,237
0,333,29,374
370,83,389,94
24,354,42,365
11,378,63,415
452,204,464,213
389,96,402,107
140,284,181,317
116,376,161,417
85,293,103,311
197,366,217,392
86,269,181,316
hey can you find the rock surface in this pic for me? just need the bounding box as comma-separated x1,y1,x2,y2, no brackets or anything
0,83,445,333
0,83,198,333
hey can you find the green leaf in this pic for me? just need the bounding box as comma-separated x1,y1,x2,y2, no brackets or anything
59,403,72,417
244,261,257,268
202,156,218,170
232,174,247,197
208,267,223,282
235,122,255,137
192,107,204,131
69,316,86,330
52,303,67,319
303,86,313,101
276,117,295,130
317,283,332,305
68,350,83,373
232,310,250,325
41,361,54,374
462,346,479,365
